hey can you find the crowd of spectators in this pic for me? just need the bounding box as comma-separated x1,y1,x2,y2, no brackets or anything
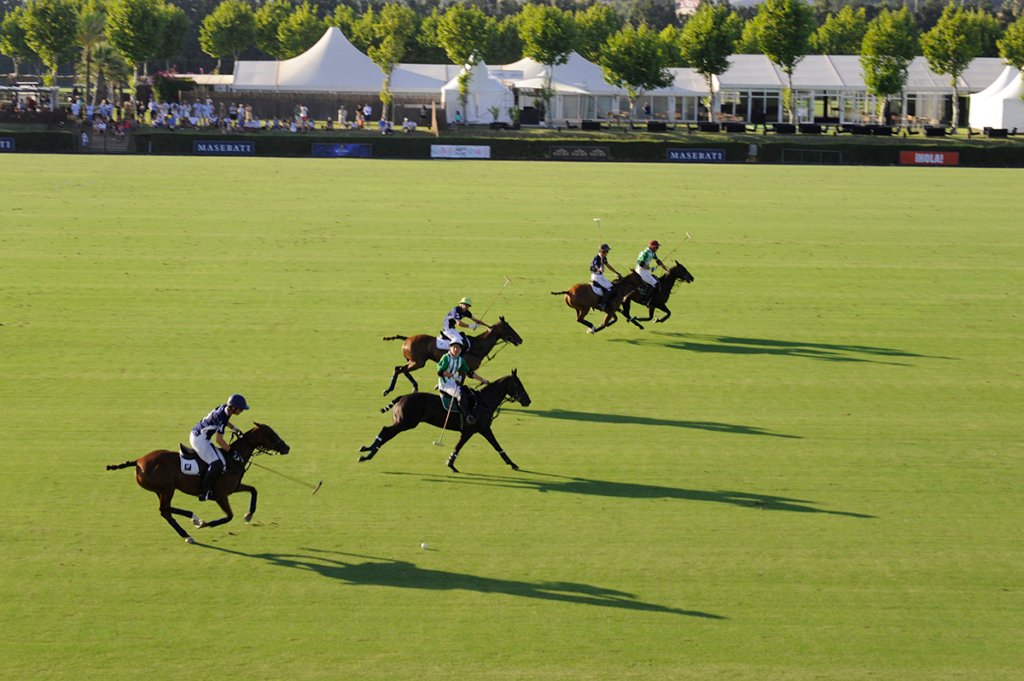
58,94,432,136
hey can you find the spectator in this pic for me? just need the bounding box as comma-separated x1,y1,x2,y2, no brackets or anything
402,117,417,133
362,102,372,121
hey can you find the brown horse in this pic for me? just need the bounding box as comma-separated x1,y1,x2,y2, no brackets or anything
551,273,645,334
621,261,695,324
360,371,531,473
106,423,290,544
381,316,523,396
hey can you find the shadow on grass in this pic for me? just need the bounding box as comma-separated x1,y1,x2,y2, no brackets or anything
385,470,874,519
200,544,724,619
507,408,800,439
610,332,953,365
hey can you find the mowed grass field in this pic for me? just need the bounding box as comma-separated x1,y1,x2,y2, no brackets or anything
1,156,1021,680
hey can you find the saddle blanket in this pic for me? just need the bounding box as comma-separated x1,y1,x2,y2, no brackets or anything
178,445,203,476
591,284,604,297
435,336,450,351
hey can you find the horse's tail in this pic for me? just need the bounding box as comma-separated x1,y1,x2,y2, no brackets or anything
106,460,137,471
382,335,407,341
380,397,400,414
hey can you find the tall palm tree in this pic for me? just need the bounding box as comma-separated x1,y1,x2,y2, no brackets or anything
92,41,130,106
77,3,106,105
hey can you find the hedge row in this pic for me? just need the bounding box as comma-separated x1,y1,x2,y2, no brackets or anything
5,129,1024,166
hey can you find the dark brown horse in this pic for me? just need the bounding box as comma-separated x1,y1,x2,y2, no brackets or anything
551,273,645,334
360,371,531,473
382,316,523,396
621,261,695,324
106,423,290,544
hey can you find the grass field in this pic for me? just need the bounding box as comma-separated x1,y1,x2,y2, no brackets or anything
1,156,1022,680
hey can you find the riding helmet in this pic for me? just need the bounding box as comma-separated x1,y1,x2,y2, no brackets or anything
227,394,250,410
649,240,660,248
459,297,472,306
600,243,610,252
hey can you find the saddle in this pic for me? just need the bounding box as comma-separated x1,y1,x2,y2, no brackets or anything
177,445,234,476
438,390,479,427
436,336,470,351
177,445,208,476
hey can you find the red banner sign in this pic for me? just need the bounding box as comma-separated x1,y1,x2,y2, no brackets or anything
900,150,960,166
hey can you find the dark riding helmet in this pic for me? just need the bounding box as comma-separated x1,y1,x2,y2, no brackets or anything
600,243,610,252
227,393,250,410
649,240,660,249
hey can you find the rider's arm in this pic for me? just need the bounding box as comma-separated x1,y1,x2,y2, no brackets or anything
470,371,488,384
214,431,229,450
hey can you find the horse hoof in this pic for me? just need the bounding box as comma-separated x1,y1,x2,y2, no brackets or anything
243,513,253,523
359,455,371,462
185,536,195,544
509,463,519,471
191,514,203,528
586,328,595,335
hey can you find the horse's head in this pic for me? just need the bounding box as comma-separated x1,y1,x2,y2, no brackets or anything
669,261,695,284
502,369,531,407
242,422,291,457
492,316,523,346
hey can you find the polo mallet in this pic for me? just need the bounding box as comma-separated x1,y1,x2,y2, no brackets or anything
594,217,603,243
662,232,693,262
250,460,322,495
432,394,457,446
478,276,512,323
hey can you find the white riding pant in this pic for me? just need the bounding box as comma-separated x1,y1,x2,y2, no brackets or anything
590,273,612,293
635,266,658,288
189,431,226,467
439,378,462,401
441,327,467,347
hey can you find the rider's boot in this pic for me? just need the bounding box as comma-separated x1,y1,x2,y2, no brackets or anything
198,461,223,501
459,398,476,425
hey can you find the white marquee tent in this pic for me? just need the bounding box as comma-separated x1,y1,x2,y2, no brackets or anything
440,61,513,124
968,65,1024,130
234,27,383,92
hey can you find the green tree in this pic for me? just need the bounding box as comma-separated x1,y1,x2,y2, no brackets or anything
436,3,492,116
752,0,816,122
155,2,188,69
997,15,1024,70
860,8,918,124
735,19,761,54
367,2,416,120
199,0,255,73
599,23,674,122
965,8,1004,59
810,5,867,55
485,14,522,65
921,2,982,129
23,0,79,83
574,3,623,63
1,6,34,77
517,3,576,118
90,40,130,103
277,1,324,59
678,3,743,122
255,0,291,59
77,1,106,105
106,0,167,81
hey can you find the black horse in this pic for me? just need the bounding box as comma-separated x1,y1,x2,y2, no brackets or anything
622,261,695,324
359,371,531,473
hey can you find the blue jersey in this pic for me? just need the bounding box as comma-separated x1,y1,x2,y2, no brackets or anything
590,253,608,274
192,404,232,438
442,305,470,332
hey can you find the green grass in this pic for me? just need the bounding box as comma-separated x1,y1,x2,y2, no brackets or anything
1,156,1022,680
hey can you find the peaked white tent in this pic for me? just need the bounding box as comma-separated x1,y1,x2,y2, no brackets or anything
969,66,1024,130
233,27,383,91
441,61,513,123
